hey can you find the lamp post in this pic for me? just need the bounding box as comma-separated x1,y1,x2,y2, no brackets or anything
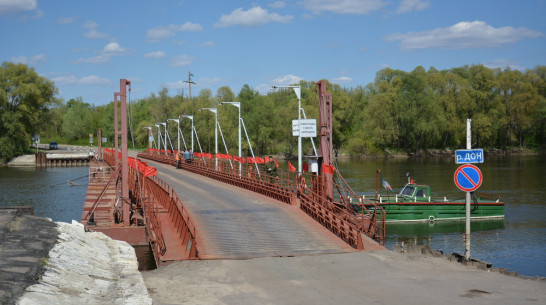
167,119,180,152
154,124,161,150
180,115,194,152
159,122,167,153
272,85,302,175
200,108,218,168
220,102,241,175
143,127,152,150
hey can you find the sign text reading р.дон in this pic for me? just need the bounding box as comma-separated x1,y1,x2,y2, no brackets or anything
455,149,484,164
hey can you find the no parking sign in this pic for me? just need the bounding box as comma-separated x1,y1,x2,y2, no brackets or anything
454,164,483,192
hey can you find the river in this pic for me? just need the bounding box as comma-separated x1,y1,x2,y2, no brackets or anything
1,155,544,277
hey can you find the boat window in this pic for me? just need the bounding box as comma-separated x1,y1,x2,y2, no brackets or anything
416,189,425,197
400,186,415,196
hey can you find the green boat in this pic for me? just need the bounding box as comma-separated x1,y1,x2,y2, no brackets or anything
358,172,505,223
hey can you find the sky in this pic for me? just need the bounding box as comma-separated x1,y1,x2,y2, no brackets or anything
1,0,545,106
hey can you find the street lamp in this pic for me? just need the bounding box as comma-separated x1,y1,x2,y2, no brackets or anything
159,122,167,153
167,119,180,152
200,108,218,168
180,115,194,152
220,102,241,174
272,85,302,175
154,124,162,150
143,127,152,149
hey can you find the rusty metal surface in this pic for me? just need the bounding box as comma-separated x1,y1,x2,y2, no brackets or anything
145,159,355,259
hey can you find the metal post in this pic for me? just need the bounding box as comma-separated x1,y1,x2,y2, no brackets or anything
221,102,242,175
164,123,167,153
465,118,471,260
97,128,102,160
168,119,180,153
155,124,161,150
120,79,131,226
177,119,180,152
237,105,241,175
200,108,218,169
272,85,302,175
143,127,152,150
296,87,302,176
180,115,194,152
114,92,120,172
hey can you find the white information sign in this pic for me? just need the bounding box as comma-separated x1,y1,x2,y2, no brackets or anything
292,119,317,137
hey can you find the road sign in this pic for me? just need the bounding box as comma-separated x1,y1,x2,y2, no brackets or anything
455,149,484,164
292,119,316,137
454,164,483,192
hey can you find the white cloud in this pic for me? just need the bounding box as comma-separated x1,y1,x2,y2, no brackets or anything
72,55,110,64
146,22,203,42
214,6,293,28
72,42,129,64
57,16,76,24
81,21,111,40
269,1,286,8
271,74,303,86
169,54,194,67
302,0,386,15
102,42,126,55
52,74,111,86
162,80,185,89
10,53,46,65
483,59,523,71
198,77,224,87
385,21,543,50
333,76,354,82
82,20,98,29
195,41,215,47
84,29,109,39
0,0,37,15
396,0,429,14
143,51,166,59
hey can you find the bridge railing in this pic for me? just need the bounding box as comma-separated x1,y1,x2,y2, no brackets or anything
103,149,198,262
139,151,297,205
138,150,385,247
299,172,385,247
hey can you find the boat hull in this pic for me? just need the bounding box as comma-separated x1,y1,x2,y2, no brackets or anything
365,201,504,222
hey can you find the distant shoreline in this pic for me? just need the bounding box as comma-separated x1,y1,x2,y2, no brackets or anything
2,146,542,167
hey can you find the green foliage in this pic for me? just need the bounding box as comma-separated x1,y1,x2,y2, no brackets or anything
0,62,57,161
4,61,545,161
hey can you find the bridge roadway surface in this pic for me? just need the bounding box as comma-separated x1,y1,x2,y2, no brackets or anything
146,159,355,260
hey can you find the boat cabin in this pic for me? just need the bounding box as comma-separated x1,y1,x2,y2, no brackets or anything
399,184,431,202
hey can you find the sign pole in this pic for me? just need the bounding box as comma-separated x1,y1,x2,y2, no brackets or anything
465,118,471,260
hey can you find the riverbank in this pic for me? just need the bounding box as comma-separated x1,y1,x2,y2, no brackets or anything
0,209,151,305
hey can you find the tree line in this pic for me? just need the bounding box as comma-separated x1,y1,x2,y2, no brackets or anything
1,61,545,161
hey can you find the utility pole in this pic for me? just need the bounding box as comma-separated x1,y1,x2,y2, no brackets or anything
184,71,196,100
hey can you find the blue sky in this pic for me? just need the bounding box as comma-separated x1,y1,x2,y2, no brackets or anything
1,0,545,105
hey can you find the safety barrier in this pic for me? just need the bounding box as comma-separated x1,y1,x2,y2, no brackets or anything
139,151,297,205
103,149,198,263
139,150,385,247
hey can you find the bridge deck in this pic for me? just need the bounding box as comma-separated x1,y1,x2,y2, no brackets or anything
146,160,355,259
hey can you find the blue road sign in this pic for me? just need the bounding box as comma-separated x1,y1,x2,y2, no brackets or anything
454,164,483,192
455,149,484,164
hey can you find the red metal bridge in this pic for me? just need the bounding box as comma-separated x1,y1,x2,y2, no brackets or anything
82,79,386,267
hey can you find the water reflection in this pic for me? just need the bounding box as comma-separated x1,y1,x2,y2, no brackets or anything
334,155,546,277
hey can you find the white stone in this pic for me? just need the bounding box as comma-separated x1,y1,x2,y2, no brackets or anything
18,221,152,305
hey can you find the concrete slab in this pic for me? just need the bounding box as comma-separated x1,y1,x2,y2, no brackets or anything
143,250,545,305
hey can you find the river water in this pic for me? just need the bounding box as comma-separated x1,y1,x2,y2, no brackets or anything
1,155,544,277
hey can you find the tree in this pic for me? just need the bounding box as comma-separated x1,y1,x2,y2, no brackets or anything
62,98,92,141
0,62,57,160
